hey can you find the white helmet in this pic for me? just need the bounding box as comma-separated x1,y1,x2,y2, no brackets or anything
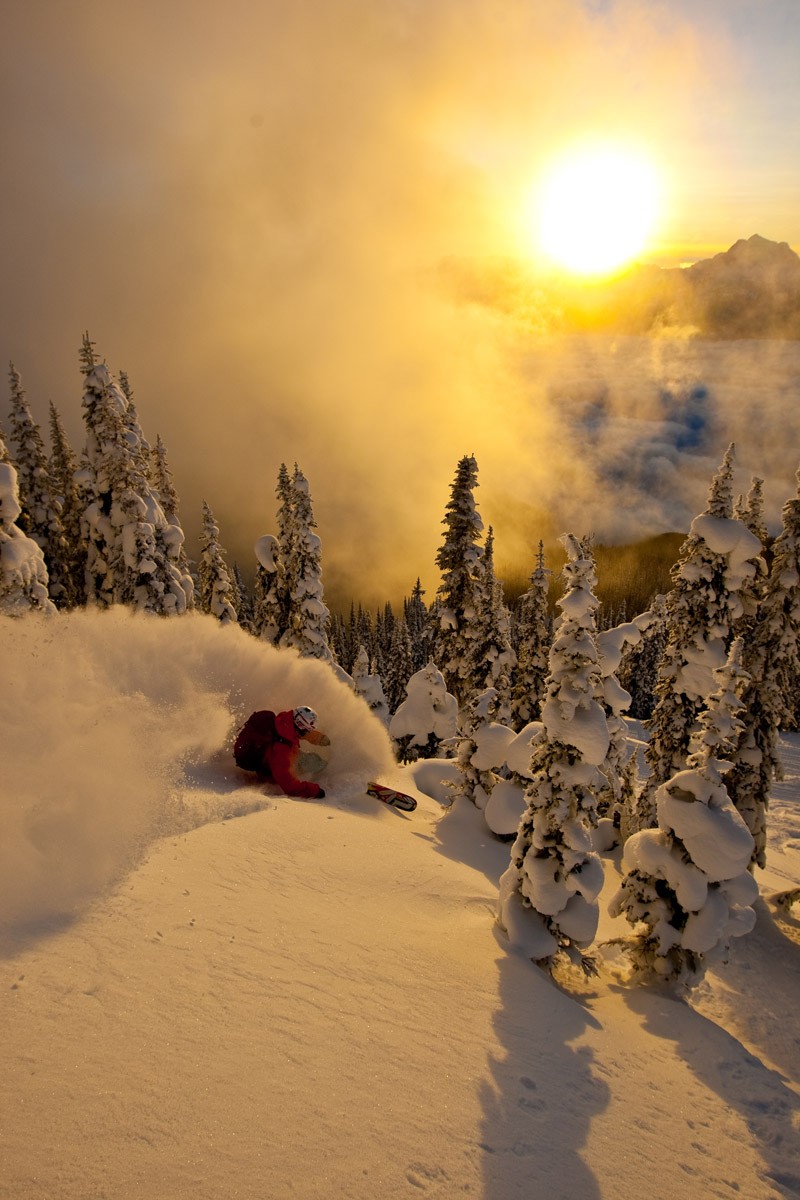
293,706,318,733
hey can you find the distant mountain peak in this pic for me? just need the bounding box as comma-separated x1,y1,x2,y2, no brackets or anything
437,235,800,339
699,234,800,271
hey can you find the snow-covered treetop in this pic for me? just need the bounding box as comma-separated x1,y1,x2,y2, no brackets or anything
539,534,609,767
706,442,735,519
436,454,484,575
389,661,459,743
734,475,768,544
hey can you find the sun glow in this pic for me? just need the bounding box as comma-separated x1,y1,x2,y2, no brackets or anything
528,142,662,276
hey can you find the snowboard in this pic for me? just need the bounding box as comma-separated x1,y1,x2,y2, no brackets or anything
366,782,418,812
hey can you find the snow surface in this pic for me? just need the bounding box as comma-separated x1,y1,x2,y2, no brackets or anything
2,610,800,1200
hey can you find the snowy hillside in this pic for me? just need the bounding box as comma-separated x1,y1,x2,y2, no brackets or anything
2,611,800,1200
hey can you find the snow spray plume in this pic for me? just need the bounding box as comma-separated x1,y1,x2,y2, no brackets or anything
0,609,394,942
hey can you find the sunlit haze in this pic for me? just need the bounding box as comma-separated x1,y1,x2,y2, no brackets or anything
2,1,800,608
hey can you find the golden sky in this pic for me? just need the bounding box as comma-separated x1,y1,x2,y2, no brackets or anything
2,0,799,605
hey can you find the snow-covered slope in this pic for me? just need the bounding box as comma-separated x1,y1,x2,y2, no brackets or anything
2,611,799,1199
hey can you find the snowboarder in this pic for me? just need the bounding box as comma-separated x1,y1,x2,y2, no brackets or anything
234,705,331,799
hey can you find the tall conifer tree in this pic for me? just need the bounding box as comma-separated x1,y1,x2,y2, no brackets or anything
48,402,85,607
0,428,55,614
497,536,608,969
616,594,668,721
510,540,552,728
150,433,194,590
405,578,429,671
432,454,485,706
610,642,758,990
197,501,238,624
232,563,255,633
7,364,70,606
725,467,800,866
638,446,762,828
279,465,332,661
384,618,415,713
252,534,284,643
471,527,516,721
79,334,194,614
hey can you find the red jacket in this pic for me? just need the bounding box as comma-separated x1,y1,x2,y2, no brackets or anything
263,710,327,800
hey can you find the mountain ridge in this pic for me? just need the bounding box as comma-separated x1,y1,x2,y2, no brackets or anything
439,234,800,339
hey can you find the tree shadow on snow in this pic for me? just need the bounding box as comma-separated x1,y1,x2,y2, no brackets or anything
423,794,516,886
698,896,800,1092
478,944,608,1200
418,791,608,1197
623,982,800,1197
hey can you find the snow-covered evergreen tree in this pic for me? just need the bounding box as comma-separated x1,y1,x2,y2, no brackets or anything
616,594,668,720
609,641,758,991
373,606,390,681
79,335,194,614
232,563,254,633
330,603,357,674
279,465,332,661
356,605,375,667
734,475,768,546
432,454,485,706
384,618,415,713
594,618,647,846
452,686,516,812
497,535,608,970
638,446,762,829
482,721,543,840
48,402,85,608
328,610,348,671
7,364,71,606
252,535,284,643
271,463,294,636
731,474,768,639
510,540,552,729
0,429,55,615
117,375,153,484
389,661,459,762
404,578,429,671
150,434,194,588
471,526,516,721
352,644,390,725
197,501,238,623
725,466,800,865
8,363,43,537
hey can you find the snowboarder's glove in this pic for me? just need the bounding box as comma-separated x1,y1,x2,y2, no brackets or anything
318,734,331,746
318,789,326,798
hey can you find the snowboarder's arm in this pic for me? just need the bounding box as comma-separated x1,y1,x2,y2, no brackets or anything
302,728,331,747
268,741,325,799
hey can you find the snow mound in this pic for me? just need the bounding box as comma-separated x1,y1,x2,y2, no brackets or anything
484,777,526,836
541,693,609,764
657,770,756,880
471,721,516,770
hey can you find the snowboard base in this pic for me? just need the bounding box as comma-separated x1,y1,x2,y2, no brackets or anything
366,782,417,812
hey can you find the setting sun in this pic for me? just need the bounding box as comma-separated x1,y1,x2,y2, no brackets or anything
528,142,662,276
